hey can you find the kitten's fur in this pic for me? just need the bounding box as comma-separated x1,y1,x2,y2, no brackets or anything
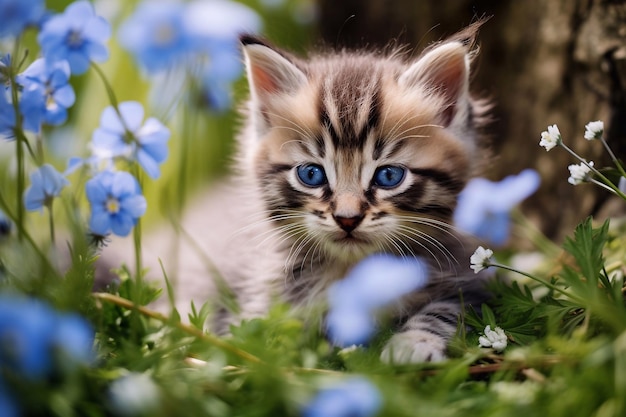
107,24,491,364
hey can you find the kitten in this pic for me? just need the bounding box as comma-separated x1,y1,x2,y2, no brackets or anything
106,23,491,364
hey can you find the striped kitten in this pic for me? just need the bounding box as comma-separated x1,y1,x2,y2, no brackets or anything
225,25,491,363
106,25,491,364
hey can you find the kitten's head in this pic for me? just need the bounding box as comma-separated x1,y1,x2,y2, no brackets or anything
240,27,487,267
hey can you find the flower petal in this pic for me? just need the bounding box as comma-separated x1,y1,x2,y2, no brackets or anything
121,194,147,218
136,149,161,179
110,213,135,237
117,101,145,132
89,210,112,235
111,171,139,197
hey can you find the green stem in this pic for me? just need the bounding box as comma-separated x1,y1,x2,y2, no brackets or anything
489,262,586,305
0,191,59,274
35,133,44,166
47,201,55,246
600,137,626,178
92,292,263,364
10,38,24,241
90,62,120,110
91,62,134,135
590,179,616,194
132,167,144,284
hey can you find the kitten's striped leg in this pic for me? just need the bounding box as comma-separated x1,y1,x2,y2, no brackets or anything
380,301,461,364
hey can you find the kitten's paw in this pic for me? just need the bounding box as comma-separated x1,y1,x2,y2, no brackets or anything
380,330,447,364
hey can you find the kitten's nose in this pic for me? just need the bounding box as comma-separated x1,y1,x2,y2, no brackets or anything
333,214,364,233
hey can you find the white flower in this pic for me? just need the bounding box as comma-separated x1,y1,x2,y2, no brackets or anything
478,325,508,352
619,176,626,194
491,381,539,405
109,372,160,416
470,246,493,274
539,124,561,151
584,120,604,140
567,161,594,185
338,344,362,357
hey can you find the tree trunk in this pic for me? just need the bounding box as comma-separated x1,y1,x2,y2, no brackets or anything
316,0,626,240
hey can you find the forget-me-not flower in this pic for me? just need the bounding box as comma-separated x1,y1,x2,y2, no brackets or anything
0,295,94,379
86,170,147,237
118,1,190,73
196,41,244,110
325,308,377,348
24,164,70,211
17,58,76,126
303,377,382,417
37,1,111,75
91,101,170,179
454,169,540,246
184,0,261,110
0,0,45,39
326,254,429,347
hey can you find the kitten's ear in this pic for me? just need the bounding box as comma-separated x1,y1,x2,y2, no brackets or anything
399,41,471,127
240,35,307,102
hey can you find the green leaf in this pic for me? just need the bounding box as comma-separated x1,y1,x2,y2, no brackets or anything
562,217,609,289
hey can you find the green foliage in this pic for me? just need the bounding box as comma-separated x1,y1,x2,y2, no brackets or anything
2,1,626,416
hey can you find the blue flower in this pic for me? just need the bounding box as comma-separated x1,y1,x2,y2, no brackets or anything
303,377,382,417
0,0,45,39
197,40,244,111
326,308,376,347
53,314,96,365
92,101,170,179
326,254,429,347
183,0,261,110
37,1,111,75
24,164,70,211
17,58,76,126
86,170,147,237
454,169,541,246
182,0,261,44
0,89,16,140
0,295,94,379
118,1,190,73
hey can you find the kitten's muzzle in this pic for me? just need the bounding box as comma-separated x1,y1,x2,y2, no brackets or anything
333,214,364,233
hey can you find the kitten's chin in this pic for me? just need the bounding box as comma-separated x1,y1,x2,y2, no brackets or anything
323,235,377,263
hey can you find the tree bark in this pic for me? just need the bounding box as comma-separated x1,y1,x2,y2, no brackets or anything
316,0,626,240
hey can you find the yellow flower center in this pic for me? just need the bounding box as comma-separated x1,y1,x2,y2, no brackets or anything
106,197,120,214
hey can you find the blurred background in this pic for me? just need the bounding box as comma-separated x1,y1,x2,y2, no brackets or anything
3,0,624,244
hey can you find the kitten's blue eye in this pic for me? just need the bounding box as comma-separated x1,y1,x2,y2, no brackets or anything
297,164,327,187
373,166,406,188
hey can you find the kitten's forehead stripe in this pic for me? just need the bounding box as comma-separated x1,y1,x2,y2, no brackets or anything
318,60,383,151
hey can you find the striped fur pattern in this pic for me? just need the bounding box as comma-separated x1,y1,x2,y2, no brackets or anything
229,26,490,363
